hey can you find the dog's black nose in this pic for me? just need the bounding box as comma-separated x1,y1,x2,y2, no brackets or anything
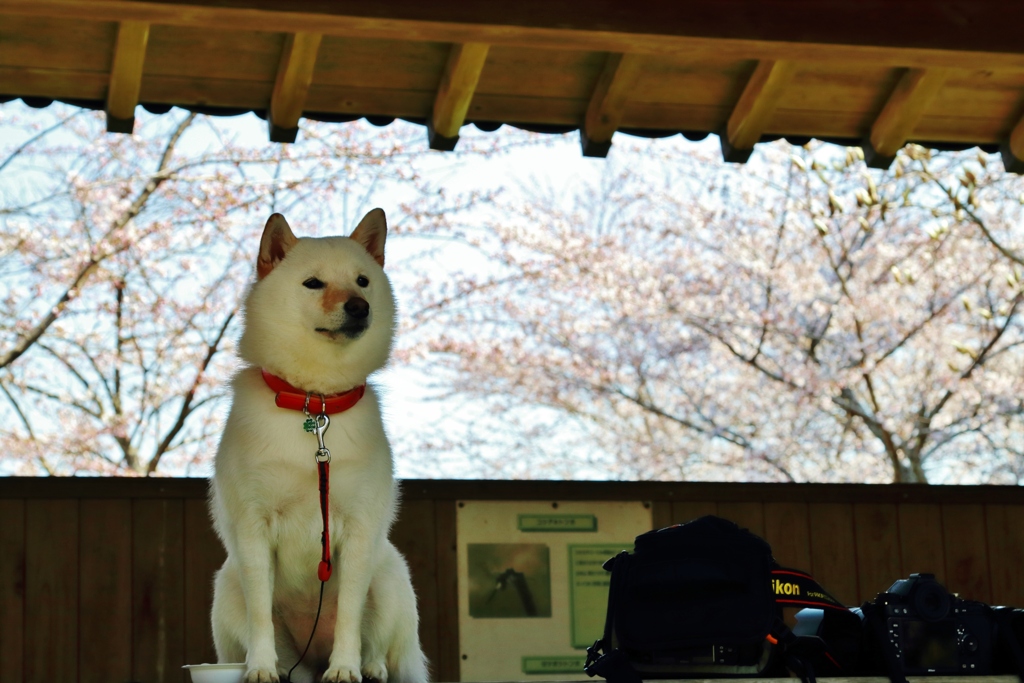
344,297,369,319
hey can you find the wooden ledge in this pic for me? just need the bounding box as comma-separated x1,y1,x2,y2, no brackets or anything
3,477,1024,505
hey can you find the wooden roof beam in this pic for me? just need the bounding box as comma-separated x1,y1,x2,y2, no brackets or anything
863,67,949,169
428,42,489,151
268,31,323,143
720,59,796,163
105,20,150,134
579,53,643,158
1001,115,1024,174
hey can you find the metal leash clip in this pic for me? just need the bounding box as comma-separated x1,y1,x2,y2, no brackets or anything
302,393,332,463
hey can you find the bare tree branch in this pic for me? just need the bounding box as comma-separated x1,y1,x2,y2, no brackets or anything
0,113,197,371
146,307,236,474
0,379,35,439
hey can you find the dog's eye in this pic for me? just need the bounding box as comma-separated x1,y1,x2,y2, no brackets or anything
356,275,369,287
303,277,325,289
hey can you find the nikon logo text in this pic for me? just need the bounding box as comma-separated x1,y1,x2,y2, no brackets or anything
772,579,800,596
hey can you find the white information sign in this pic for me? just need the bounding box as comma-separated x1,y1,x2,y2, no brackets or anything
456,500,652,682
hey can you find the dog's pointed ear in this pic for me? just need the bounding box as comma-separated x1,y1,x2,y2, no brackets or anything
257,214,298,280
350,208,387,267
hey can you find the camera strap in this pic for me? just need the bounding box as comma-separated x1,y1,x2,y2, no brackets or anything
994,608,1024,680
771,567,847,612
585,551,628,679
860,602,910,683
771,622,826,683
768,568,848,683
584,647,642,683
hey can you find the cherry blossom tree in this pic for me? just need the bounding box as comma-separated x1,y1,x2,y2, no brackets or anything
5,100,1022,483
398,141,1024,484
0,104,483,475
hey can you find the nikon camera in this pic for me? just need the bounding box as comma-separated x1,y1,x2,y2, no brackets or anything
874,573,993,674
796,573,994,676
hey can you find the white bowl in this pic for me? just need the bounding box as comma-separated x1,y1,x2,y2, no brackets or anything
183,663,247,683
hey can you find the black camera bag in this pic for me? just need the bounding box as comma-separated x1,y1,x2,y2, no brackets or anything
584,515,848,683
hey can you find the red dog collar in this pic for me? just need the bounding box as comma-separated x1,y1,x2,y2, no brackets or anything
261,369,365,414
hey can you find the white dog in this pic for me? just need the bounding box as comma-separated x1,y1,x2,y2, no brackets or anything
209,210,428,683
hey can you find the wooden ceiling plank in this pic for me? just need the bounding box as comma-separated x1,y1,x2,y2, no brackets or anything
1001,115,1024,174
268,31,323,143
0,65,109,100
6,1,1024,72
864,67,950,168
428,41,489,151
721,59,796,163
105,20,150,134
580,52,643,158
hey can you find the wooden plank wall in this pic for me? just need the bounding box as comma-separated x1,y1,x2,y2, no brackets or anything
1,478,1023,683
0,495,222,683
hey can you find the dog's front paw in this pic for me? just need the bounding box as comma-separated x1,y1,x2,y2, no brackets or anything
244,667,280,683
323,662,362,683
362,659,388,683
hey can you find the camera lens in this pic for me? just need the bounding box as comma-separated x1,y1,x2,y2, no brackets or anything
912,581,952,621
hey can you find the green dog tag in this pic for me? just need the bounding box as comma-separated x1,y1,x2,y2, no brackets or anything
303,418,317,433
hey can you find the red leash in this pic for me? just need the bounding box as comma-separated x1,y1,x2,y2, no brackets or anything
316,457,332,581
260,368,368,581
307,408,334,582
263,370,367,682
